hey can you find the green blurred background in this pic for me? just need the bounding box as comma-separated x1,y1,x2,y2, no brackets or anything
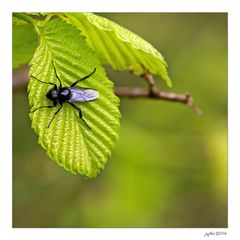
13,13,227,228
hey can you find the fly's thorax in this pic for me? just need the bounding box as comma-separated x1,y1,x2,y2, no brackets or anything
59,87,71,102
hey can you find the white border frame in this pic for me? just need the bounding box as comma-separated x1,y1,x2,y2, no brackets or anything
1,0,239,239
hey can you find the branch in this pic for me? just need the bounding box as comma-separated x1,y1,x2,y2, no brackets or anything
13,66,202,115
12,67,29,89
127,66,202,115
115,87,189,102
114,87,202,115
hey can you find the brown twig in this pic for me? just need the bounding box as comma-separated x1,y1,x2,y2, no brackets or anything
114,86,202,115
12,67,29,90
13,66,203,115
128,66,202,115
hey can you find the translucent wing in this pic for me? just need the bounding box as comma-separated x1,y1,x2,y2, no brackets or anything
69,87,99,102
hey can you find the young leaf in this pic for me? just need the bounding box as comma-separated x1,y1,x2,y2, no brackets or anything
28,18,120,178
62,13,172,87
12,19,38,69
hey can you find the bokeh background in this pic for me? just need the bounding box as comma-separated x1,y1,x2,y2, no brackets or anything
13,13,227,227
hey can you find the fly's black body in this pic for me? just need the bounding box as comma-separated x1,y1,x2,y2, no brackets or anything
30,62,98,129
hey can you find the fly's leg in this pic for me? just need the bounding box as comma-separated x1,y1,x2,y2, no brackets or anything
52,61,62,88
67,102,91,129
70,68,96,87
47,103,63,128
29,105,56,113
30,75,57,89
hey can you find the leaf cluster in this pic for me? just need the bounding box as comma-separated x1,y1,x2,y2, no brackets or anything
13,13,171,178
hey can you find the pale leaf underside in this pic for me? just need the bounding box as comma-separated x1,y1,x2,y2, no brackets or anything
63,13,172,87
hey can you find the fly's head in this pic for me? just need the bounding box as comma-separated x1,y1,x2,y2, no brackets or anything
46,88,59,101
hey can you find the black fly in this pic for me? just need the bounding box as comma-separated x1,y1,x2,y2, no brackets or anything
30,62,98,129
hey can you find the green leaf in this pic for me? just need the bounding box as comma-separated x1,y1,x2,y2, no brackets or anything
63,13,172,87
28,18,120,178
12,18,38,69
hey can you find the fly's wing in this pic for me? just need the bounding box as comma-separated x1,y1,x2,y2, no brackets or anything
69,87,99,102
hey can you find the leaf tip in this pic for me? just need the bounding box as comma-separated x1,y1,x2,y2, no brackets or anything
165,76,173,88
